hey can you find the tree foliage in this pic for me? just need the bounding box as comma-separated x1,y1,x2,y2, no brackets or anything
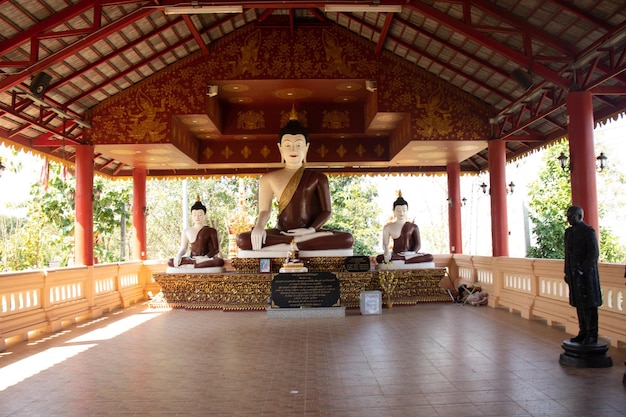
146,175,382,259
525,142,570,259
327,175,381,255
146,177,259,260
91,178,132,263
526,141,625,262
2,170,384,271
0,161,133,270
1,215,27,271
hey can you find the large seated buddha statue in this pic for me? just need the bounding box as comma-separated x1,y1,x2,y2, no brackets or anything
167,196,225,273
376,192,434,269
236,117,354,257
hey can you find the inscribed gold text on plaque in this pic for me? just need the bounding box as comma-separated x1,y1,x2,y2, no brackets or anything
271,272,340,308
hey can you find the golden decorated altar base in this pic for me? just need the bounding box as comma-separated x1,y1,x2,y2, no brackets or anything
151,257,450,311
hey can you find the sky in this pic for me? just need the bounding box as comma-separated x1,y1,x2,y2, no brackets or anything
0,146,45,216
2,113,625,258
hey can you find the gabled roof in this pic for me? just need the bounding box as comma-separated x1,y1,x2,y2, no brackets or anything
0,0,625,177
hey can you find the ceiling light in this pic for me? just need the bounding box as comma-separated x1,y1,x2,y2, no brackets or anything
164,5,243,15
325,4,402,13
206,85,218,97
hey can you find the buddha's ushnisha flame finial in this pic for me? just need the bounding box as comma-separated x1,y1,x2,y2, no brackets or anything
397,190,402,198
196,194,201,202
289,104,298,121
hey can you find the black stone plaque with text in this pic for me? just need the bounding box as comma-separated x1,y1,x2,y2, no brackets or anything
271,272,340,308
344,255,371,272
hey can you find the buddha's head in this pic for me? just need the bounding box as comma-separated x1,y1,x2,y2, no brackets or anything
278,119,310,168
190,196,207,225
392,193,409,222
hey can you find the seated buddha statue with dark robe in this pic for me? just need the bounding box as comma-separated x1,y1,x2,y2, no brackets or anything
236,118,354,253
168,197,225,269
376,193,433,265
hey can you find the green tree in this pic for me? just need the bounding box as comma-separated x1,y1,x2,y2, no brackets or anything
327,175,381,255
145,175,381,259
17,161,133,268
526,142,571,259
92,177,132,263
146,177,258,260
1,215,26,271
526,141,625,261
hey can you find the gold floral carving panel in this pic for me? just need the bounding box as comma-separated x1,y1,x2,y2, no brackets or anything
152,268,449,311
86,25,491,146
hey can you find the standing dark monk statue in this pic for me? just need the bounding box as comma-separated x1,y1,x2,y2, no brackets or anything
236,117,354,252
376,192,433,264
168,197,224,268
564,205,602,345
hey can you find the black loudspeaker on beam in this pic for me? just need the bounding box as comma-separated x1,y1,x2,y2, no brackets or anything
30,72,52,97
511,69,533,91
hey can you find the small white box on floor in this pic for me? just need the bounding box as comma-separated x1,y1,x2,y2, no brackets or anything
360,291,382,315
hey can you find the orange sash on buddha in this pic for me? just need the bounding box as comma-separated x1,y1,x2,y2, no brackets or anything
278,167,304,214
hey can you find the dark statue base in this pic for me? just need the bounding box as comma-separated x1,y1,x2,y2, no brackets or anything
559,340,612,368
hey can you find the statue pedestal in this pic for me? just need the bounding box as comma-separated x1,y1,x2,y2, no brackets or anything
279,264,308,273
152,266,448,311
559,340,613,368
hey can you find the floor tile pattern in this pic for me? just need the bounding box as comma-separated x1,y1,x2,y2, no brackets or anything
0,303,624,416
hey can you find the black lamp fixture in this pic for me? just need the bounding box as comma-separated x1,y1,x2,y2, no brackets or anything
0,158,5,177
558,152,569,171
479,181,514,194
508,181,515,194
557,151,608,172
448,196,468,207
596,152,608,172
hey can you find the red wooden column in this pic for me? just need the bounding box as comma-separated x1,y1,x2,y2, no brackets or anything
566,91,599,234
446,162,463,254
488,140,509,257
132,168,147,260
75,145,94,266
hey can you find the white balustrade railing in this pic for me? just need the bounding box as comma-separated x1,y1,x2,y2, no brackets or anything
476,269,493,286
0,261,155,351
0,271,43,315
1,257,625,350
539,276,569,300
504,273,532,292
449,255,626,347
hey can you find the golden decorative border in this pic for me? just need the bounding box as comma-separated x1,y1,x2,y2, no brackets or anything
152,268,449,311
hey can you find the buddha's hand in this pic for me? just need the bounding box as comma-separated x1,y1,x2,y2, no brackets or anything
174,255,182,267
281,227,315,236
251,227,267,251
383,251,391,263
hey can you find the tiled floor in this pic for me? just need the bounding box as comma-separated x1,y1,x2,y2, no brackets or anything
0,302,625,417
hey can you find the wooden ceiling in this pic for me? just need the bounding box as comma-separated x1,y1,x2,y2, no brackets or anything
0,1,625,177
